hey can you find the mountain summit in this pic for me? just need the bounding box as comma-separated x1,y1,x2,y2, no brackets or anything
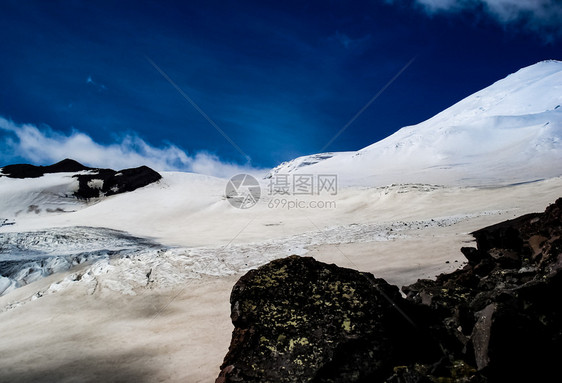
269,60,562,187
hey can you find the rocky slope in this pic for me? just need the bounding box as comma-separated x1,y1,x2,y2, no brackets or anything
217,198,562,382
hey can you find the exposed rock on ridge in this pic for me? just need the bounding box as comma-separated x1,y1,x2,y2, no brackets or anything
0,158,90,178
0,159,162,199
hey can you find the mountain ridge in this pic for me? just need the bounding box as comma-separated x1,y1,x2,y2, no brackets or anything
268,60,562,187
0,158,162,201
0,158,91,179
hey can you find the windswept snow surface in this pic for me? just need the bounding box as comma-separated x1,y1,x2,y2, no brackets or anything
1,174,562,382
0,172,84,217
1,169,561,300
269,61,562,186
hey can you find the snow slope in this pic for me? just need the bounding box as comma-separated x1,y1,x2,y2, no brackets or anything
1,176,562,382
269,60,562,186
0,172,84,218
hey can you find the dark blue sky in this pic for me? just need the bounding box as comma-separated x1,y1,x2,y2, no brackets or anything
1,0,561,170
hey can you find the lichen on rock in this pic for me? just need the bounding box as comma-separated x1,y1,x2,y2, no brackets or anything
216,256,439,383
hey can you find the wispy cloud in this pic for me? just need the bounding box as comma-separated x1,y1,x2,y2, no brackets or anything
394,0,562,39
0,116,265,179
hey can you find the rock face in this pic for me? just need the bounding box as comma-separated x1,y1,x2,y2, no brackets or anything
0,159,162,199
217,198,562,382
216,256,441,383
73,165,162,199
402,197,562,382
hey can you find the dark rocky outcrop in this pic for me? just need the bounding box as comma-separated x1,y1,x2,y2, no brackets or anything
217,198,562,382
217,256,441,383
73,165,162,199
402,197,562,382
1,159,162,199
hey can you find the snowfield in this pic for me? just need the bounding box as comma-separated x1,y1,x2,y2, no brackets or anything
0,204,506,300
1,61,562,382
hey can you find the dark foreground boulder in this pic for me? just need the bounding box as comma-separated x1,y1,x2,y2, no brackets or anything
216,256,441,383
0,159,162,199
218,198,562,382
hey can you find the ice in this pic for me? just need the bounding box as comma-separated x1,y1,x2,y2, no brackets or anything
0,276,15,295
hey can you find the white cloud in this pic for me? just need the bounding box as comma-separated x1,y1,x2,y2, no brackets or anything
0,116,265,179
406,0,562,38
482,0,562,24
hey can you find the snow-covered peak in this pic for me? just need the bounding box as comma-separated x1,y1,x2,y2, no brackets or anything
412,60,562,129
270,61,562,187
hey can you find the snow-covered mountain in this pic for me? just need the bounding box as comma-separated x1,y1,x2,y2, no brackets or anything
269,60,562,186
